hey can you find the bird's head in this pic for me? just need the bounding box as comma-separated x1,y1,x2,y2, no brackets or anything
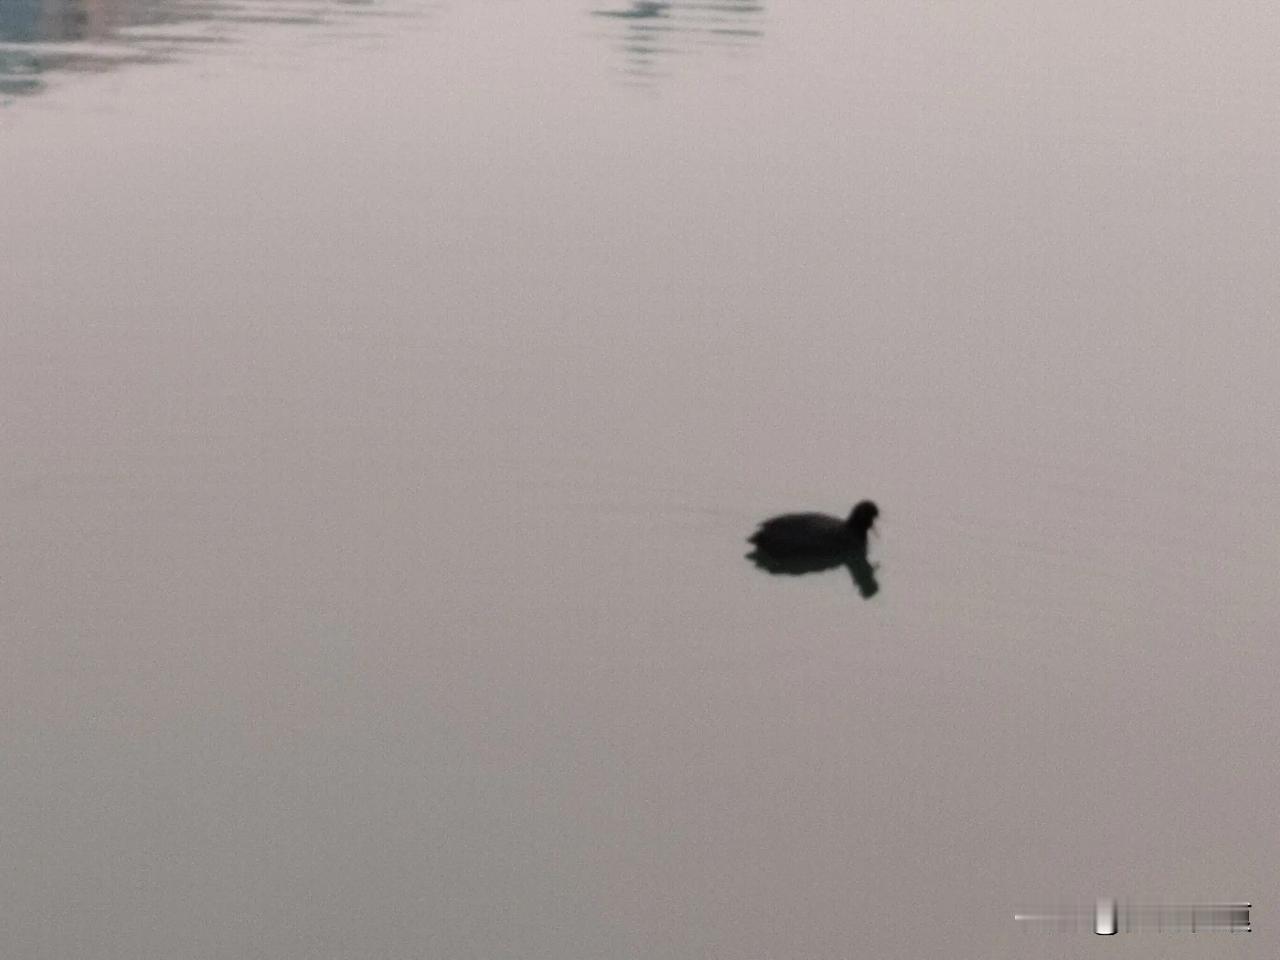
847,500,879,537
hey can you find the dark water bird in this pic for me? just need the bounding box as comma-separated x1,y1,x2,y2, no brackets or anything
746,500,880,597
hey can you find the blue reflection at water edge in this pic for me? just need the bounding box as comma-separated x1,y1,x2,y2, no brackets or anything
0,0,434,100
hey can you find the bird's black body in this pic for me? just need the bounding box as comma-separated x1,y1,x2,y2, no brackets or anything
748,512,856,556
748,501,878,557
746,501,880,597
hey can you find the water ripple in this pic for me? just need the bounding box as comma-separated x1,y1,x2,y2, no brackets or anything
590,0,765,87
0,0,436,100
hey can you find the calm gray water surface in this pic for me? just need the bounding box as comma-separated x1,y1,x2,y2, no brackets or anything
2,3,1279,958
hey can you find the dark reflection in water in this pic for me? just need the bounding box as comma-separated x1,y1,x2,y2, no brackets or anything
0,0,431,99
590,0,764,86
747,543,880,598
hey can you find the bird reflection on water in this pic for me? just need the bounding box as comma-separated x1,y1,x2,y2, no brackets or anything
746,501,881,598
590,0,764,87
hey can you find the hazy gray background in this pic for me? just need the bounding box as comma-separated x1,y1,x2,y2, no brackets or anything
2,2,1277,957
